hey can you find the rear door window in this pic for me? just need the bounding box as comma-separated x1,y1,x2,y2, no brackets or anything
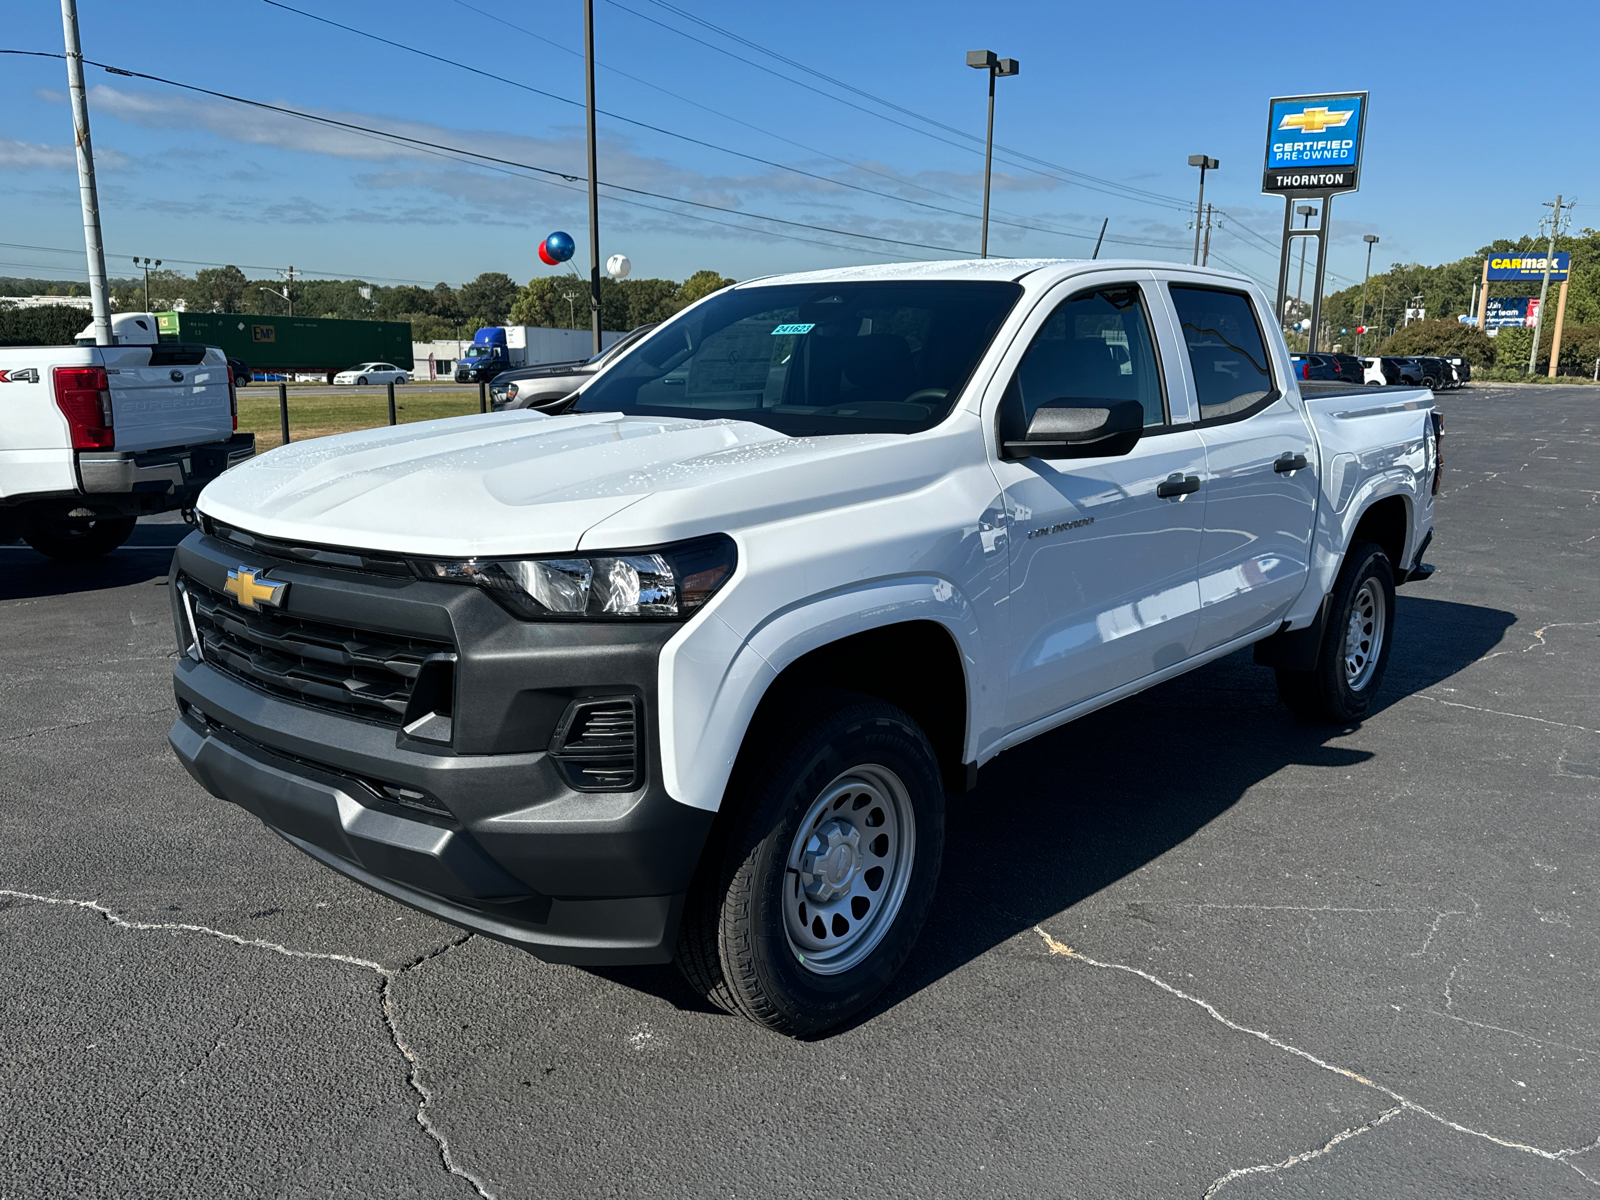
1169,286,1279,422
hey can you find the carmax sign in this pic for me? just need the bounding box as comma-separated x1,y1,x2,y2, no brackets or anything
1486,253,1569,281
1263,92,1367,195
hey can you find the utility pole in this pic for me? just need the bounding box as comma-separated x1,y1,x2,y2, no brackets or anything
1188,155,1218,265
1357,234,1378,354
583,0,602,354
1293,205,1317,322
61,0,111,345
1201,204,1214,267
966,50,1019,259
1528,194,1566,376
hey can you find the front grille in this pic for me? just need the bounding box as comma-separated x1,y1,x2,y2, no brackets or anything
202,517,413,578
182,575,453,726
548,698,640,791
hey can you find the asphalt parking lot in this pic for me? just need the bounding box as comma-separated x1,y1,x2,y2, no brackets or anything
2,383,1596,1199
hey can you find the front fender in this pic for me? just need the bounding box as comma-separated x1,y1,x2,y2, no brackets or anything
656,576,986,812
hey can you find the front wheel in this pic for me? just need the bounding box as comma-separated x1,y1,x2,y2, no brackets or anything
24,514,137,561
356,375,368,386
1276,540,1396,723
676,692,946,1037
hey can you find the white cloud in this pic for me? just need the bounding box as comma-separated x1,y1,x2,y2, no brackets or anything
0,137,129,170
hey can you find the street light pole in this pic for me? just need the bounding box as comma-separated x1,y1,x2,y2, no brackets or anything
134,257,161,311
1187,155,1218,265
583,0,602,355
1358,234,1378,354
966,50,1019,259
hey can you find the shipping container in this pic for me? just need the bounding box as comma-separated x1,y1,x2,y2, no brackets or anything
154,312,414,376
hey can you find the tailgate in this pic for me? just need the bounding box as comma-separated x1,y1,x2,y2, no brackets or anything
105,343,233,452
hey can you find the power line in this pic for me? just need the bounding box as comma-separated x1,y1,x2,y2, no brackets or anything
0,48,969,259
613,0,1196,213
261,1,1186,255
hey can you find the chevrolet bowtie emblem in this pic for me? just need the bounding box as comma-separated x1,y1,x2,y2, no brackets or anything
224,566,288,609
1278,106,1355,134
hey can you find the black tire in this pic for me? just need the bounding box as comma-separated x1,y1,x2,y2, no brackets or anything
676,690,946,1037
356,375,368,386
1276,540,1396,723
24,514,137,562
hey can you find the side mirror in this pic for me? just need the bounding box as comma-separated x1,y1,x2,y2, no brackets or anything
1002,398,1144,460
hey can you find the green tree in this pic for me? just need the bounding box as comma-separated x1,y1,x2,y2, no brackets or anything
1376,319,1496,366
677,270,734,308
195,265,248,313
458,272,518,327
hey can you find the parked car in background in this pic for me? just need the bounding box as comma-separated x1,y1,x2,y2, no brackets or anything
1414,357,1455,390
333,362,408,386
1361,356,1400,386
1289,352,1362,385
490,323,658,411
227,358,250,386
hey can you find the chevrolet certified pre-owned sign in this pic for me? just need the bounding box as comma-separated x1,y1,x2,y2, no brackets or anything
1262,92,1367,194
1486,253,1569,281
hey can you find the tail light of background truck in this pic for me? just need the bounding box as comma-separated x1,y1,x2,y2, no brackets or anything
228,366,238,431
52,366,114,449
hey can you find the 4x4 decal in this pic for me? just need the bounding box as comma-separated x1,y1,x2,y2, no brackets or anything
0,368,40,383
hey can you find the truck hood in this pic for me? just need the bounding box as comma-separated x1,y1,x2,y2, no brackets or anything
197,410,956,558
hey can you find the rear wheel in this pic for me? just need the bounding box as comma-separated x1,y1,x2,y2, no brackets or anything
1276,540,1395,723
24,514,137,561
676,691,945,1037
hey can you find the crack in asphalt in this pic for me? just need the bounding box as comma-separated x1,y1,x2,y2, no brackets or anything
0,709,173,745
1032,925,1600,1189
1413,694,1600,736
1203,1105,1406,1197
0,889,496,1200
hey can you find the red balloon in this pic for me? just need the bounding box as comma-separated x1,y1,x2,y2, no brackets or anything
538,239,558,266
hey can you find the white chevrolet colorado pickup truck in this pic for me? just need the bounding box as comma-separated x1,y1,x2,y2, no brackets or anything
1,312,253,558
166,260,1440,1035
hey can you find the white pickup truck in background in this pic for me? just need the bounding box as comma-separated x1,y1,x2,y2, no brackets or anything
166,259,1440,1035
0,312,254,559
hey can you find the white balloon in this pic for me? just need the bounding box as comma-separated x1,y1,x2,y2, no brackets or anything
606,253,632,280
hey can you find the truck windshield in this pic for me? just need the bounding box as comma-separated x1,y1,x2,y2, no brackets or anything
465,347,492,359
572,281,1022,436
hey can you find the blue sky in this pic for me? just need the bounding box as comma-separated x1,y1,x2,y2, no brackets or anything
4,0,1597,295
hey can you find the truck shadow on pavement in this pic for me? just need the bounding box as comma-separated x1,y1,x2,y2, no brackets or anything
0,522,188,601
601,595,1517,1031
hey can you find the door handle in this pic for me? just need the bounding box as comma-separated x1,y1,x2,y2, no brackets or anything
1156,473,1201,499
1274,452,1309,473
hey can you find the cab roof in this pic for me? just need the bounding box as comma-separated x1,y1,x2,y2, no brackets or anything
738,257,1254,288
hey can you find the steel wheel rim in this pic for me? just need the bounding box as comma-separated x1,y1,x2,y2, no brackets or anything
1344,578,1385,691
782,764,915,976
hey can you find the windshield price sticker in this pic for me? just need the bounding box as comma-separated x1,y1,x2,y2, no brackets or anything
771,323,815,336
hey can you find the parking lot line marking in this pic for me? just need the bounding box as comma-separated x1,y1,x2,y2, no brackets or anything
1032,926,1600,1186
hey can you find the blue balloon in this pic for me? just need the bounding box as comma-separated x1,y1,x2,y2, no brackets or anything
545,231,575,263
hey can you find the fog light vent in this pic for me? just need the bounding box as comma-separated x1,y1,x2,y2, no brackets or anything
548,697,639,792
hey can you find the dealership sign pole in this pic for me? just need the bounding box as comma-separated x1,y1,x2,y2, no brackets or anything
1264,92,1367,353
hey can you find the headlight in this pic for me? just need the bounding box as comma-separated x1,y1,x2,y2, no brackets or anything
413,534,736,620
